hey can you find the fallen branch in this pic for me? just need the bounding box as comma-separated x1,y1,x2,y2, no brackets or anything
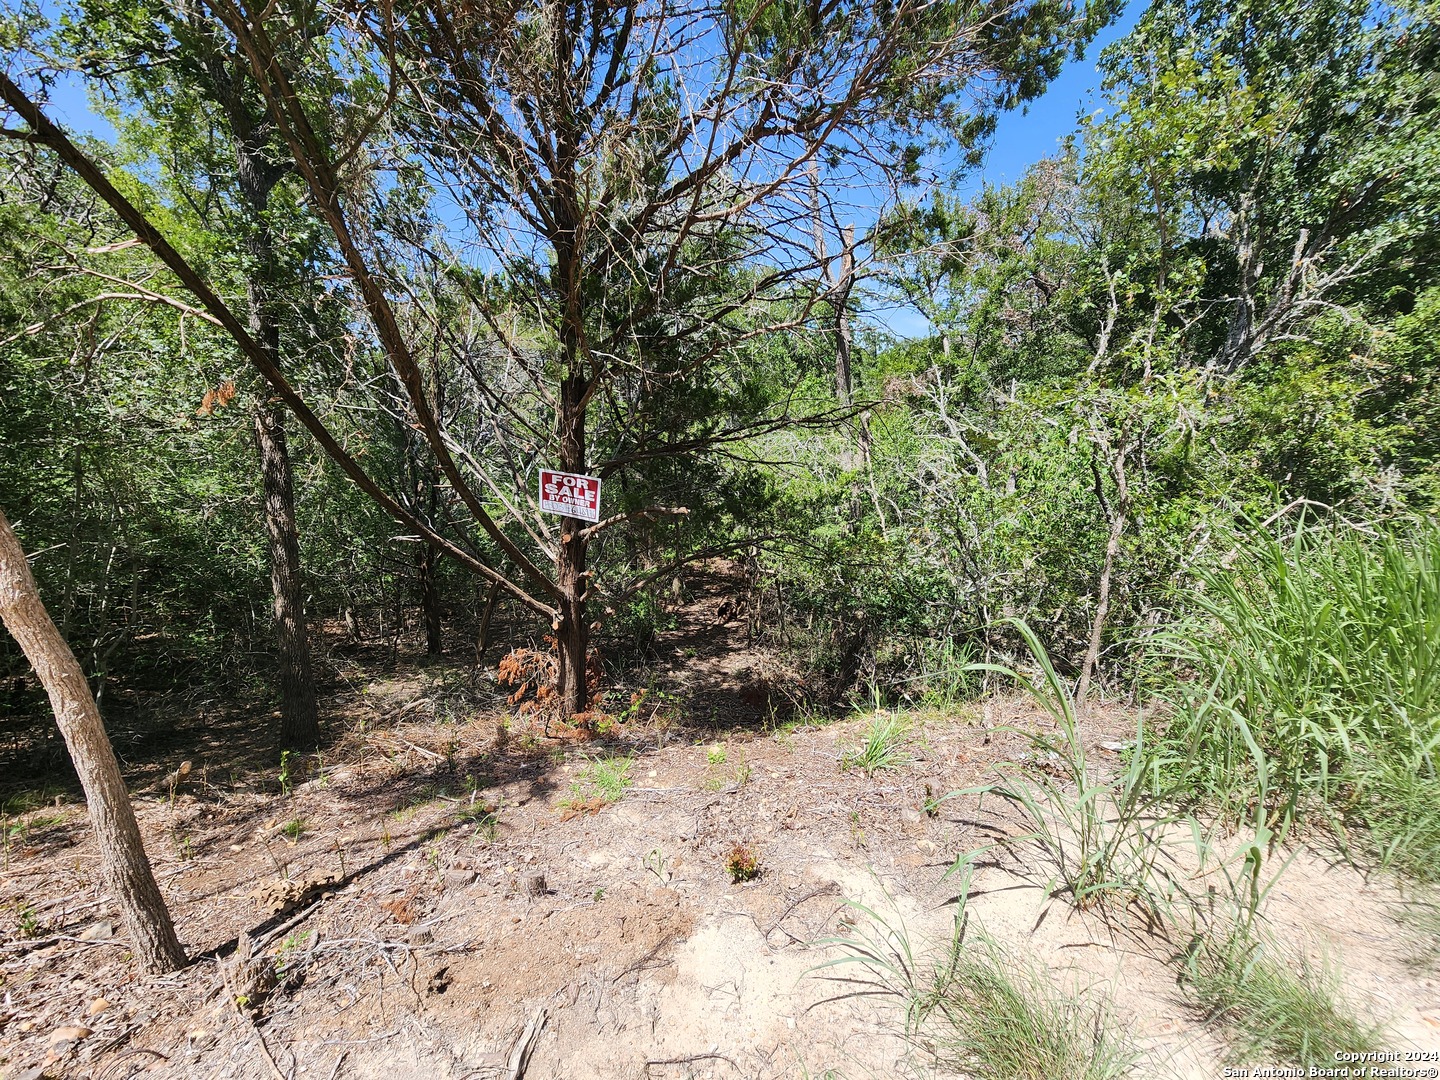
505,1006,547,1080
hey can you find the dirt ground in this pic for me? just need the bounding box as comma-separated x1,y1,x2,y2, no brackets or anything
2,568,1439,1079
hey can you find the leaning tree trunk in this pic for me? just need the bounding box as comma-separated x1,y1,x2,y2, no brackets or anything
254,404,321,748
553,372,589,716
0,507,186,974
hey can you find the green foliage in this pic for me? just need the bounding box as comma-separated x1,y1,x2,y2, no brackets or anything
10,900,42,939
1365,287,1440,507
1182,925,1384,1067
840,713,911,776
457,800,500,843
277,751,296,797
817,893,1138,1080
1154,518,1440,875
974,622,1176,913
563,754,634,809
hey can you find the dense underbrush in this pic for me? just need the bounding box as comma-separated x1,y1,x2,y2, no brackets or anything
1153,517,1440,880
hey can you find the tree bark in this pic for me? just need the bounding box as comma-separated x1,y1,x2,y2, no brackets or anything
214,59,321,751
0,507,186,975
475,579,501,661
554,372,589,716
834,224,856,407
254,405,320,747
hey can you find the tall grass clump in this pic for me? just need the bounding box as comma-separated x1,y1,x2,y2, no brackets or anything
1157,517,1440,876
919,933,1138,1080
815,881,1137,1080
840,712,911,775
973,621,1177,913
1183,924,1384,1066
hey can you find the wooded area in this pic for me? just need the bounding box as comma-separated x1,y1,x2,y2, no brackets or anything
1,0,1437,1073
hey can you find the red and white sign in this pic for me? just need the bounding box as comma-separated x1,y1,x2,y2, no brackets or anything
538,469,601,523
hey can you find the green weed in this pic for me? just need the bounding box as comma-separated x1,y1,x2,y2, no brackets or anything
561,753,634,809
724,843,760,883
274,929,314,978
1,788,54,816
584,754,633,802
1182,924,1384,1066
923,935,1137,1080
970,621,1181,914
458,800,500,842
815,881,1137,1080
916,636,979,706
278,750,296,797
11,900,41,938
841,713,911,776
1155,518,1440,877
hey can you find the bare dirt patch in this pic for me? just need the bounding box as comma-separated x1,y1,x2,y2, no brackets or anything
2,574,1439,1078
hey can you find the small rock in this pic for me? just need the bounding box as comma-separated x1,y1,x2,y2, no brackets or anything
86,998,111,1017
228,844,244,853
899,806,923,825
47,1024,92,1047
443,869,476,889
17,1019,34,1033
188,1029,216,1051
915,839,937,855
78,923,113,942
408,927,435,946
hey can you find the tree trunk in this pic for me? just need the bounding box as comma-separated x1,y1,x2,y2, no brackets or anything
475,579,501,662
1077,433,1131,702
553,372,589,716
190,49,321,751
0,507,186,975
834,224,856,407
230,108,320,751
255,404,321,748
420,542,443,657
410,432,444,658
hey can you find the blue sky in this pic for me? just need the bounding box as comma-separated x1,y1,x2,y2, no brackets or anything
44,1,1141,179
36,0,1142,340
977,1,1142,190
872,0,1142,335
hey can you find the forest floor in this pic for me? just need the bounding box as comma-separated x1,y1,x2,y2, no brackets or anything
1,565,1439,1079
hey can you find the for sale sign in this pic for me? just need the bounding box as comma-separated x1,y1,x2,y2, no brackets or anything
538,469,602,523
